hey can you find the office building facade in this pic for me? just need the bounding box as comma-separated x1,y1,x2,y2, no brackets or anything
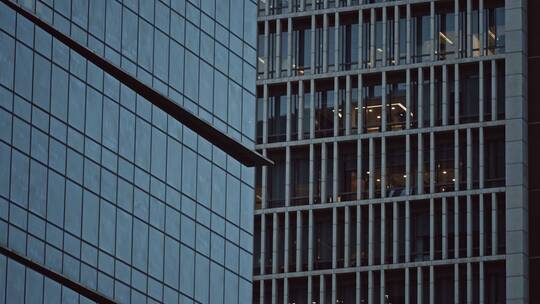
0,0,262,303
254,0,529,302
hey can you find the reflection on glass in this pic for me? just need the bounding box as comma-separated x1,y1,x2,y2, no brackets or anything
338,142,357,201
339,22,358,70
291,147,309,205
375,20,383,67
362,81,382,133
292,24,311,75
486,5,505,54
315,84,335,138
257,33,266,79
387,78,406,130
268,150,285,207
268,89,287,143
413,14,431,62
387,137,406,197
436,10,456,59
435,132,454,192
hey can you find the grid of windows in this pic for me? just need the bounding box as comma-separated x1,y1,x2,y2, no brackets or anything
0,0,258,303
254,0,513,303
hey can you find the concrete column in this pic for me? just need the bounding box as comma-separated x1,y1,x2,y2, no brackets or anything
335,12,339,72
358,75,364,134
406,69,411,129
429,132,435,194
382,7,387,66
417,267,423,304
406,134,411,193
261,214,267,275
381,72,387,132
418,68,424,128
311,15,316,75
454,0,459,59
368,203,374,266
309,144,314,204
479,62,484,123
284,277,289,304
309,209,314,271
356,271,361,304
345,206,350,267
417,133,424,195
430,266,435,304
430,1,435,61
320,274,326,304
298,81,304,140
310,79,316,139
454,196,460,259
288,17,293,76
272,213,278,274
370,8,375,67
264,21,270,78
430,198,435,260
332,207,337,269
405,200,411,262
369,138,375,199
394,5,399,65
381,202,386,265
406,4,411,63
321,143,327,203
276,19,282,78
393,201,399,263
346,75,352,135
466,0,472,57
454,64,460,125
308,276,312,304
442,196,448,259
359,9,363,69
429,66,435,127
479,0,484,55
491,193,497,256
272,278,277,304
284,211,290,272
357,139,363,200
381,137,386,198
296,211,302,272
443,65,448,125
380,270,385,304
332,273,337,304
491,60,497,121
323,14,328,73
405,267,410,304
334,77,339,137
286,82,292,142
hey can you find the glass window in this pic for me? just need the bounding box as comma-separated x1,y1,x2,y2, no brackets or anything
412,11,431,62
199,63,214,112
267,149,285,208
138,18,154,71
105,0,122,49
216,0,230,27
197,156,211,208
268,86,287,142
82,190,99,246
182,146,197,198
209,262,225,304
185,51,200,102
132,218,149,270
337,142,357,201
10,150,29,207
14,42,33,100
121,8,137,61
314,82,334,138
99,200,116,254
33,54,51,110
164,236,180,287
180,244,195,296
46,170,65,226
195,254,210,303
485,2,505,54
28,160,46,217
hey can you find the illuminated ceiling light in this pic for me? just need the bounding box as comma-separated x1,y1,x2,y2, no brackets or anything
439,32,454,45
452,178,456,182
366,171,370,175
376,115,381,119
376,178,381,182
258,57,265,64
403,174,407,178
377,48,383,53
369,109,373,112
442,170,447,174
391,106,396,110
